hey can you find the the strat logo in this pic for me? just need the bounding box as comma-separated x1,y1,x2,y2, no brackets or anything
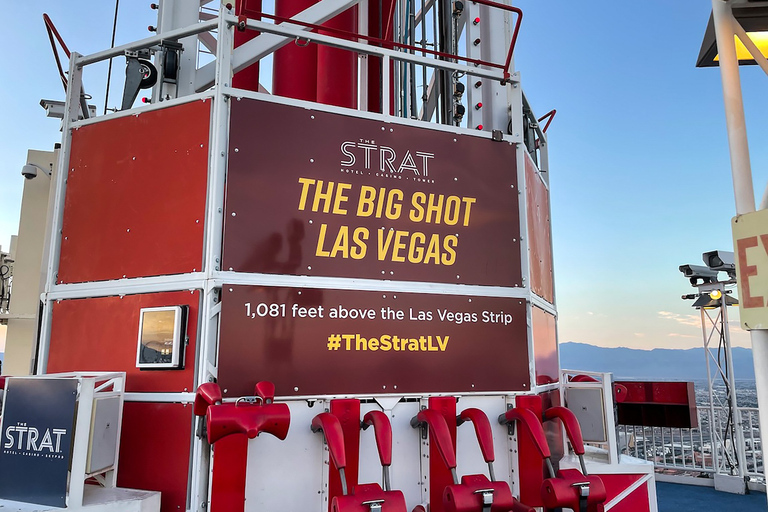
3,423,68,459
340,140,435,182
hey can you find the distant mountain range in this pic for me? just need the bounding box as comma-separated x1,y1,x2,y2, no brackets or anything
559,342,755,381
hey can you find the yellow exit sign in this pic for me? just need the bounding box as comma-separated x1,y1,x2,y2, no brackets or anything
733,209,768,329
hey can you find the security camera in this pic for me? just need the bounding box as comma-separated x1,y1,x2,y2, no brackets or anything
21,163,52,180
21,164,38,179
679,264,719,286
702,250,735,273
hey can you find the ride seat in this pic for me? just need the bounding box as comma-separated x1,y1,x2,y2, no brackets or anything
413,407,533,512
498,406,607,512
313,411,407,512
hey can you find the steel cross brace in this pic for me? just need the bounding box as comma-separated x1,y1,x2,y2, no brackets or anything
194,0,364,92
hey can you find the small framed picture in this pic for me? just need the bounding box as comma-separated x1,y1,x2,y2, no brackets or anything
135,306,187,369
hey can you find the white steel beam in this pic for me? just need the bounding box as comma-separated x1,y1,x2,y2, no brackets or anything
156,0,201,97
235,17,512,82
711,0,768,502
732,20,768,77
194,0,367,91
711,0,755,214
77,19,219,67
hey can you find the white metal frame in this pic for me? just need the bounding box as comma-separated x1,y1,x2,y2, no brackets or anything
560,369,620,465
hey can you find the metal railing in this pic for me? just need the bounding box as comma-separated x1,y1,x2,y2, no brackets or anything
619,406,763,481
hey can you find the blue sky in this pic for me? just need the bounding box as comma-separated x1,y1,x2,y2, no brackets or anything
1,1,765,351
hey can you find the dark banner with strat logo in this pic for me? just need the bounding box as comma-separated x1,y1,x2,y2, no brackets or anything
0,378,78,507
217,284,529,396
223,100,521,287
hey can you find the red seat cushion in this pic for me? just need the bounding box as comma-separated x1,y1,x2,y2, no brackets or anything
332,483,407,512
443,474,515,512
540,469,606,512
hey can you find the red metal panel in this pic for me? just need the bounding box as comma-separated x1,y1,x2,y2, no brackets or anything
619,381,693,405
428,397,456,512
224,99,521,287
210,435,249,512
233,0,262,91
217,285,528,397
525,154,553,303
273,0,318,100
532,306,558,386
47,291,200,393
594,474,647,509
328,399,361,510
602,477,650,512
117,402,192,512
317,8,358,108
615,381,697,428
59,100,210,283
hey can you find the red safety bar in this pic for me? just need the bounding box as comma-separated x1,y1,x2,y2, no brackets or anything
498,408,552,460
362,410,393,469
312,413,348,477
411,409,457,475
241,1,522,83
543,407,585,455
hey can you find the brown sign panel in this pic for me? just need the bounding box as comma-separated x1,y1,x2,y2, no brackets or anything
218,285,530,396
223,99,521,287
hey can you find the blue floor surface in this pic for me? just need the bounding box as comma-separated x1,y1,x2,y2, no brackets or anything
656,481,767,511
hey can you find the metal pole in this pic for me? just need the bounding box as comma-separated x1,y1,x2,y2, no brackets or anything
702,307,721,472
711,0,768,496
721,294,748,478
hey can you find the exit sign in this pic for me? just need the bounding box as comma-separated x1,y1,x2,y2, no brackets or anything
733,209,768,329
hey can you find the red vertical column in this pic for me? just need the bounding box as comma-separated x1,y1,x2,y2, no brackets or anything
233,0,262,91
367,0,395,113
317,8,358,108
210,435,249,511
273,0,319,100
427,397,457,512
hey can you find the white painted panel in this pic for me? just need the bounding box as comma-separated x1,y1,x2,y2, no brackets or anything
245,400,327,511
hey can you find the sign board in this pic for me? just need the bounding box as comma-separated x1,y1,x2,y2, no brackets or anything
223,100,521,287
0,378,78,507
732,209,768,329
218,285,530,396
